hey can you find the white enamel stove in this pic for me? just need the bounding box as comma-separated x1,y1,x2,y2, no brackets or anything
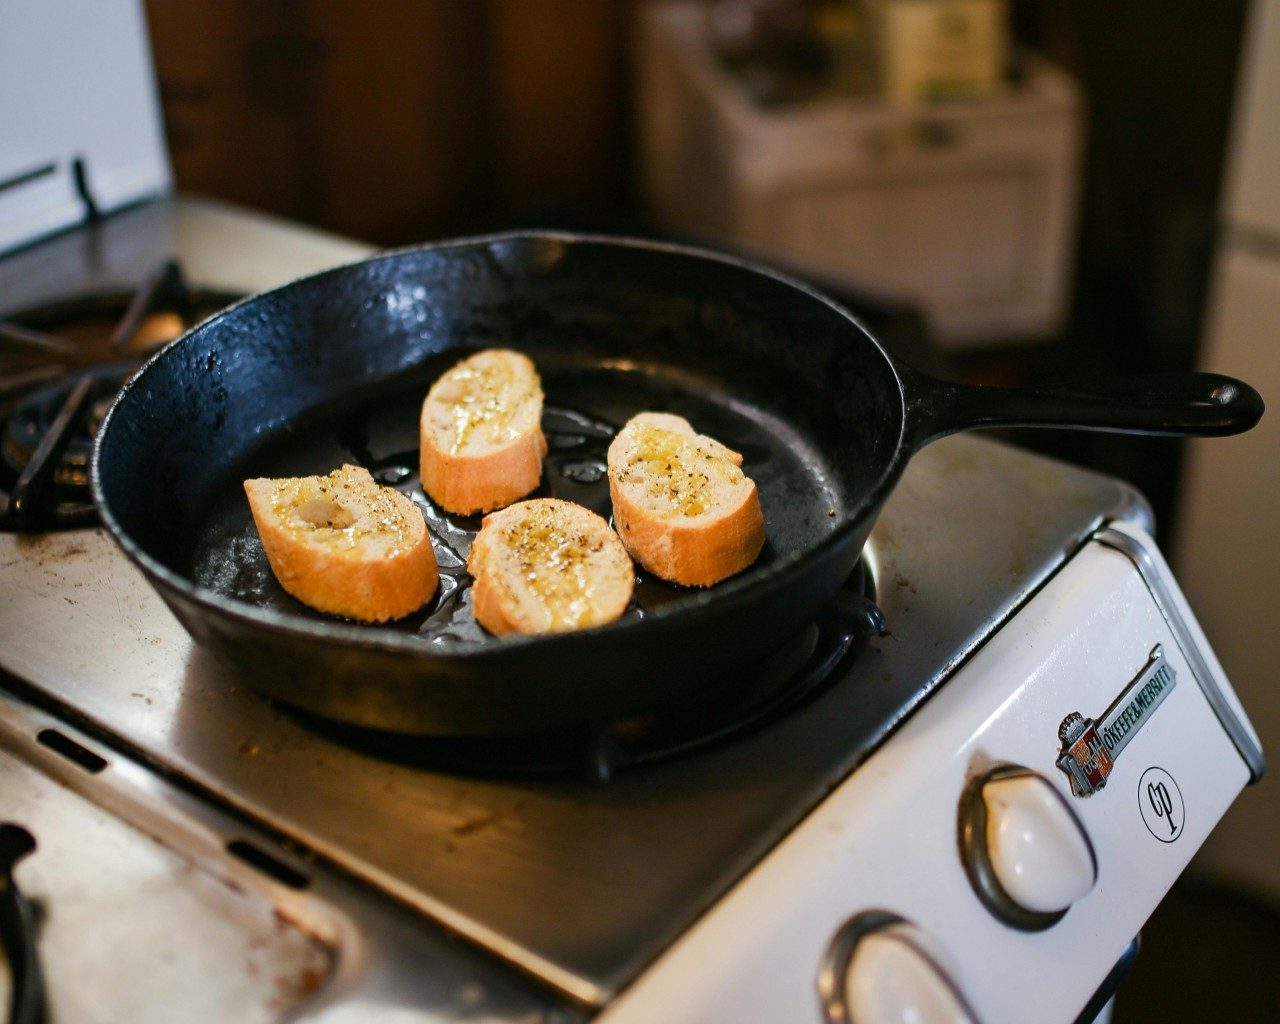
598,522,1262,1024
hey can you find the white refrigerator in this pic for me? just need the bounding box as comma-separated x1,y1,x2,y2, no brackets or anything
1176,0,1280,898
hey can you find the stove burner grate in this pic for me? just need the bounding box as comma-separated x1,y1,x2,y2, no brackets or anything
0,264,241,531
297,562,884,782
1,365,133,530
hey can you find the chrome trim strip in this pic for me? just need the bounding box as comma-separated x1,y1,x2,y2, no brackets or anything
1095,526,1264,783
1108,481,1155,536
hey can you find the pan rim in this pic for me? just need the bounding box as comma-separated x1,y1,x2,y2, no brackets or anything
91,230,911,659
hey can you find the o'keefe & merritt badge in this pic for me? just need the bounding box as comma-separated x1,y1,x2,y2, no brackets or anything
1057,644,1177,797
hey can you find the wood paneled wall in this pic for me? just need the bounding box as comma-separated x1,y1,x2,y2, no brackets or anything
146,0,632,245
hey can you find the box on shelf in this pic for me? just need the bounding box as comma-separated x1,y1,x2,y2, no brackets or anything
636,2,1083,347
874,0,1010,103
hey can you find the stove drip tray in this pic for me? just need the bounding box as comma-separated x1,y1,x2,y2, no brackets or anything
297,561,883,781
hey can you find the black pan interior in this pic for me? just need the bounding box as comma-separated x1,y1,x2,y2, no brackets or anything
192,355,845,639
98,235,906,644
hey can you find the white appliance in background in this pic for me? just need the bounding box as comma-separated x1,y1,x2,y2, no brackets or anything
636,2,1082,348
0,0,171,253
1176,0,1280,901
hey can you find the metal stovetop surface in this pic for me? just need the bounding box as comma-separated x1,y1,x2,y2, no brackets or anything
0,194,372,317
0,193,1141,1005
0,433,1137,1006
0,691,579,1023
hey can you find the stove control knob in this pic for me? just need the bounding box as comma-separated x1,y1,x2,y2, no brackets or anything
821,913,978,1024
960,766,1097,930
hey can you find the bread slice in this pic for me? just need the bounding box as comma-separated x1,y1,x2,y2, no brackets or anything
608,412,765,587
244,464,438,622
468,498,634,636
419,349,548,515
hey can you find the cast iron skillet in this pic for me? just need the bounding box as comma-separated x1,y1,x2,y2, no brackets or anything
92,233,1263,739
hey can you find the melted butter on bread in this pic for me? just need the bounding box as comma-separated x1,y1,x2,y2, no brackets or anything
468,498,634,635
244,464,438,622
268,467,417,556
434,353,540,454
607,413,765,587
622,422,746,518
499,504,603,626
419,349,548,515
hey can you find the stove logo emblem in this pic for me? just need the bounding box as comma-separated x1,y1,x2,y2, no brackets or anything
1057,714,1113,794
1056,645,1177,798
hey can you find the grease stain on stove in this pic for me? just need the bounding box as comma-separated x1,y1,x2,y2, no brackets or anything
38,540,89,561
13,535,90,563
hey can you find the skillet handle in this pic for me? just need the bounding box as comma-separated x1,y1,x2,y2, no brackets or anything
903,370,1265,450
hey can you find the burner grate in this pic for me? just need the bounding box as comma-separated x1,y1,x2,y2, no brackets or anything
300,561,884,781
0,264,241,531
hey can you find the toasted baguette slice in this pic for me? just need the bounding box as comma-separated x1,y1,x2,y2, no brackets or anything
468,498,634,636
608,412,765,587
244,464,438,623
420,349,548,515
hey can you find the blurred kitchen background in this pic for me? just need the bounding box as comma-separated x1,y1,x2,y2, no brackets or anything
62,0,1280,1016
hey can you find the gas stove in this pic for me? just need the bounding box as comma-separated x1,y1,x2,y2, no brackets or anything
0,317,1263,1022
0,5,1263,1021
0,167,1264,1024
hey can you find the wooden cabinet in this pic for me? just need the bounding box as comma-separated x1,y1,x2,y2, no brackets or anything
145,0,630,243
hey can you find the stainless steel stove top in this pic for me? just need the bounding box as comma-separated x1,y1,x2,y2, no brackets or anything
0,195,371,318
0,691,579,1024
0,195,1149,1015
0,434,1139,1006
